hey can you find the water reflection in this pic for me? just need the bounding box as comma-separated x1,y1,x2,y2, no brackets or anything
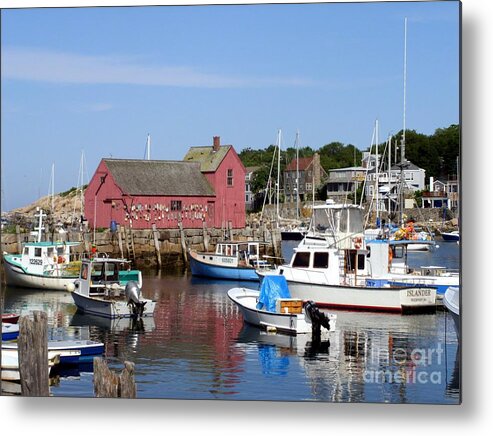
1,273,460,403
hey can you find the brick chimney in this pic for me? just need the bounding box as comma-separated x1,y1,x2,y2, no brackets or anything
213,136,220,152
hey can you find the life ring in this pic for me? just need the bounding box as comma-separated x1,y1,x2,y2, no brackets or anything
57,255,65,264
353,236,363,250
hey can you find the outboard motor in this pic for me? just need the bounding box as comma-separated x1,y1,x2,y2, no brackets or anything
304,300,332,343
125,281,146,318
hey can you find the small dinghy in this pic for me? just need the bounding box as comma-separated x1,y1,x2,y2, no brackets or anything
228,275,336,335
1,323,20,342
2,339,104,365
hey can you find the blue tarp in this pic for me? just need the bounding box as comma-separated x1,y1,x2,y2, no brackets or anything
256,275,291,312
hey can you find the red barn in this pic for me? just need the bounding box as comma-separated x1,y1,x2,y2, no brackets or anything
184,136,246,228
84,137,246,230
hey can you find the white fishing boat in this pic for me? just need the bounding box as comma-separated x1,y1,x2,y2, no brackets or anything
2,209,82,290
67,257,156,319
297,200,457,298
258,241,437,313
228,276,336,335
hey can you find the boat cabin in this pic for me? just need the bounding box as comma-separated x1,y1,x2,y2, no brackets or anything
75,258,142,297
214,241,269,267
15,241,81,276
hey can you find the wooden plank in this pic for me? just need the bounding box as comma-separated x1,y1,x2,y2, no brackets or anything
18,311,50,397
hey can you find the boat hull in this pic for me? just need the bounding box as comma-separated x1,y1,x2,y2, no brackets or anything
281,280,436,313
2,323,20,342
189,253,259,281
441,232,460,241
71,291,156,319
443,286,460,337
3,257,77,291
2,340,104,364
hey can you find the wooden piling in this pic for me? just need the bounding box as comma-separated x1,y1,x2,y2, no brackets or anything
151,224,162,268
15,225,22,252
18,311,50,397
123,226,131,259
93,357,136,398
117,225,124,259
178,221,188,264
202,222,209,252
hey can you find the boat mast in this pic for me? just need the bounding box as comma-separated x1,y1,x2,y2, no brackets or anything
276,129,281,227
145,133,151,160
295,130,300,220
399,17,408,226
375,119,379,226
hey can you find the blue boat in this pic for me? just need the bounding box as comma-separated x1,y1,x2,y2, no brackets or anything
1,323,19,342
2,339,104,365
189,241,273,281
441,230,460,241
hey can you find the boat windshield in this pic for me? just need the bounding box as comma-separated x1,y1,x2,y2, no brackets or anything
312,207,364,234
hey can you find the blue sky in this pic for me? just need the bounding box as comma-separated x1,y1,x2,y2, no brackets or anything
1,1,460,211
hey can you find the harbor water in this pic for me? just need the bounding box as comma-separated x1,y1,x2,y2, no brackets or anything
1,241,460,403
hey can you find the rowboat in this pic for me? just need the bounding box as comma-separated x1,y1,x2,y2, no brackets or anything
2,339,104,364
1,323,20,342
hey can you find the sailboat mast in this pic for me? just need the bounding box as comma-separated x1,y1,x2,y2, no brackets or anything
276,129,281,226
295,130,300,220
375,119,379,225
146,134,151,160
399,17,408,226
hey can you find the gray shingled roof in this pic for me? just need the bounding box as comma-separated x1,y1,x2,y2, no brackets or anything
104,159,215,196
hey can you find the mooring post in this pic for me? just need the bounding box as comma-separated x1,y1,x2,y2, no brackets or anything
93,357,136,398
152,223,162,268
15,225,22,252
202,222,209,252
178,221,188,264
117,225,124,259
18,311,50,397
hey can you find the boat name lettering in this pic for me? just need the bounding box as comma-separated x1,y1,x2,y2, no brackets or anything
222,258,234,264
406,289,431,297
29,259,43,266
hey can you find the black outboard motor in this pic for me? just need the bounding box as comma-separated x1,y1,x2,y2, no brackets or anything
125,281,147,318
304,300,332,343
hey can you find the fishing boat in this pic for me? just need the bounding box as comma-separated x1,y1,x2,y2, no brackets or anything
297,200,458,297
2,209,82,290
189,240,273,281
67,257,156,319
258,241,437,313
443,286,460,337
441,230,460,242
2,339,104,365
1,323,20,342
228,275,336,335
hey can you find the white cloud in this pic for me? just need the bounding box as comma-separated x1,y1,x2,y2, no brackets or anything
2,47,317,89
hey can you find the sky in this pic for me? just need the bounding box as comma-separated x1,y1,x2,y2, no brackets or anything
1,0,460,211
